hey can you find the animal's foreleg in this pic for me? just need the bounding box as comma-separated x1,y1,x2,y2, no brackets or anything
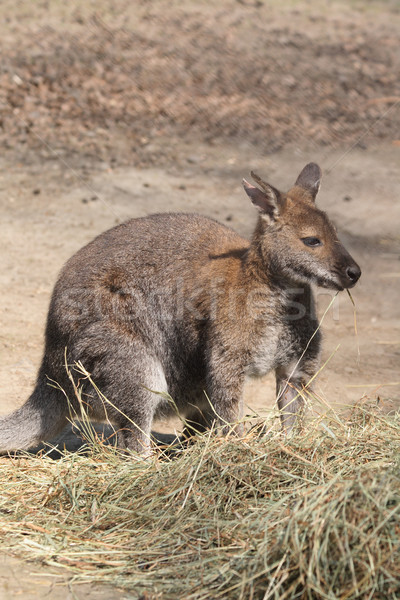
275,368,309,432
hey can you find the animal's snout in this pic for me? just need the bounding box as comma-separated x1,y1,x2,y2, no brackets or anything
345,263,361,287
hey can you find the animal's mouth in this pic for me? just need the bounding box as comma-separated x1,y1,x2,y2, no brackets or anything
307,266,343,290
317,276,344,291
320,263,361,291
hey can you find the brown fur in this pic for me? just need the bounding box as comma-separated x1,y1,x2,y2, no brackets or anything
0,163,361,454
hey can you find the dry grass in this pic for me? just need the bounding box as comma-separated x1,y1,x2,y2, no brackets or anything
0,399,399,599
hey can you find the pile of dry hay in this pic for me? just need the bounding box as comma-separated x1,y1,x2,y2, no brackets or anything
0,402,399,599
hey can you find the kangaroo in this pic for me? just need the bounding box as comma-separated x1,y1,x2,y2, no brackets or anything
0,163,361,455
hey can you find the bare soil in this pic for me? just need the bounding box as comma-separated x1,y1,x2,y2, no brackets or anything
0,0,399,597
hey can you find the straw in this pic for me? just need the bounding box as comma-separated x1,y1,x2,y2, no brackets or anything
1,392,399,599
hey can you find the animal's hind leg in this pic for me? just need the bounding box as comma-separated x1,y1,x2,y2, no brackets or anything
114,410,154,456
87,344,169,456
106,379,168,455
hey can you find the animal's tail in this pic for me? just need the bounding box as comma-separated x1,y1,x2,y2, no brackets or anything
0,385,68,453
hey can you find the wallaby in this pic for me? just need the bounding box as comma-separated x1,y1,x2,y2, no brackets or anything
0,163,361,455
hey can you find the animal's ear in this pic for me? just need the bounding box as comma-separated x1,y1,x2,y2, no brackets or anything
243,173,280,220
294,163,322,201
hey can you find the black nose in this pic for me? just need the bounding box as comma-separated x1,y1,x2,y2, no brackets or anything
346,264,361,285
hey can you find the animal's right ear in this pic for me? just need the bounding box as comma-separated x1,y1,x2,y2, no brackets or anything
294,163,322,201
243,174,280,220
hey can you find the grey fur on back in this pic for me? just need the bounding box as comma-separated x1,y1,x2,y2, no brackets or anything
0,165,361,454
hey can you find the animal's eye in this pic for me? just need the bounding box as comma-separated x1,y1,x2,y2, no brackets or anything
301,237,322,248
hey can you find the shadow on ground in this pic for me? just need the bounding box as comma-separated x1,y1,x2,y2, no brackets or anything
6,423,181,459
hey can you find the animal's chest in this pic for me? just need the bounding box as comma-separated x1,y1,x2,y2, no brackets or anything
246,321,300,378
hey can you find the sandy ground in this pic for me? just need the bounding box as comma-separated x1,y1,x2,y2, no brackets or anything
0,0,399,597
0,555,128,600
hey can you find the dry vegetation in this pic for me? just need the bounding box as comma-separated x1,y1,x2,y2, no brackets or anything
1,1,399,167
1,401,400,599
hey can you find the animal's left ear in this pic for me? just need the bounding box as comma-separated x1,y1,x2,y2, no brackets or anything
294,163,322,202
243,176,280,220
